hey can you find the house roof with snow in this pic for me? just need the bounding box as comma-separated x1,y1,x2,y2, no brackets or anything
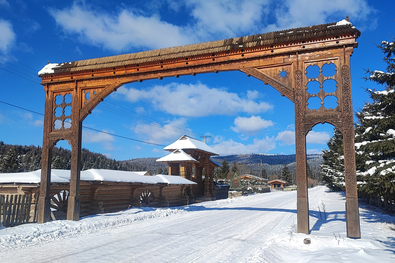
164,135,218,155
238,174,267,181
0,169,196,185
156,149,198,163
268,179,287,184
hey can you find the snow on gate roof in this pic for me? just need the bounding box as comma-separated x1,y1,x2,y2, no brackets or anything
0,169,196,185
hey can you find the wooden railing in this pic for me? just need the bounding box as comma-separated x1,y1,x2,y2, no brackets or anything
0,194,38,227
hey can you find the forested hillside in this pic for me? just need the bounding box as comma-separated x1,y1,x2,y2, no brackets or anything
0,141,322,180
0,142,148,173
212,154,323,180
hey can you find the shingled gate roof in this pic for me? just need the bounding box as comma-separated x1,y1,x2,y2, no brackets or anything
38,20,360,76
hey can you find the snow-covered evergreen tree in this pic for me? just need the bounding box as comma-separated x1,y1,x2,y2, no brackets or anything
353,39,395,209
0,147,22,173
321,129,345,190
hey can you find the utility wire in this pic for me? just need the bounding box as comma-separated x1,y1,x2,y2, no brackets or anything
0,100,165,147
101,100,204,138
0,56,204,141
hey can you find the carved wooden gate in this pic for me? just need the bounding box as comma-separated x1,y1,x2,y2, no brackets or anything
38,20,361,238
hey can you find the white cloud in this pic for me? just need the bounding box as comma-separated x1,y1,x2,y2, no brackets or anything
0,19,15,54
306,130,331,144
185,0,270,38
231,115,273,135
247,90,260,100
276,130,295,145
33,119,43,127
118,83,272,117
212,137,276,155
132,118,190,144
213,135,225,144
48,0,375,53
82,129,116,152
103,153,113,158
0,0,9,7
307,148,323,155
0,112,5,123
135,107,145,114
82,129,115,143
49,2,197,52
152,148,164,153
275,129,330,145
264,0,375,32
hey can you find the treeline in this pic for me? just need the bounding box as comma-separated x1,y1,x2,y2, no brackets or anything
0,142,147,173
321,39,395,212
212,154,322,183
214,158,321,187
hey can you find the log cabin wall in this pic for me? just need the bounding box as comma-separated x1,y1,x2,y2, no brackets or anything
0,182,192,221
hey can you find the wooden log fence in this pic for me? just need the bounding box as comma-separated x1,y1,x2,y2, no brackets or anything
0,194,38,228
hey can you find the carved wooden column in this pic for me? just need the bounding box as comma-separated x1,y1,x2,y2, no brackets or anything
67,121,82,220
204,159,211,198
294,69,309,234
195,166,204,196
341,63,361,238
38,87,54,223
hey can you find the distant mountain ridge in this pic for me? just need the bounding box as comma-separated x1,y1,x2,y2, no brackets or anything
211,153,322,166
124,153,323,178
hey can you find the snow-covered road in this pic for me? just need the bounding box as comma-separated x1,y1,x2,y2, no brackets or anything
1,186,395,262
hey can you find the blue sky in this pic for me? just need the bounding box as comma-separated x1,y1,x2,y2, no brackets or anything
0,0,393,160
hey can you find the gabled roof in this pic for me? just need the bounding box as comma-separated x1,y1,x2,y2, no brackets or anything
156,149,198,163
238,174,267,181
164,135,219,155
268,179,287,184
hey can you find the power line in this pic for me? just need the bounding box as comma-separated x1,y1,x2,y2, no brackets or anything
0,57,204,141
0,100,165,147
101,100,204,138
0,55,41,84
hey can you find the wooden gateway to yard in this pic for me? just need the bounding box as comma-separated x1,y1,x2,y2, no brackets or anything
37,18,361,238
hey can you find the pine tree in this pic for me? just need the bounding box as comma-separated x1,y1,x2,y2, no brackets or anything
355,38,395,210
0,147,22,173
281,164,292,184
320,129,345,190
220,159,230,179
231,162,239,174
306,162,314,179
261,168,267,179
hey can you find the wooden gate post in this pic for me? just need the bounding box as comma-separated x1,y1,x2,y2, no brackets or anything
341,64,361,238
67,84,83,221
294,70,309,234
38,86,54,223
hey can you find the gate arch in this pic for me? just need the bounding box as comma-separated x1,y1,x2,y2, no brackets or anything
37,20,361,238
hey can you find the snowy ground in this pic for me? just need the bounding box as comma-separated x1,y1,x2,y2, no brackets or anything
1,186,395,262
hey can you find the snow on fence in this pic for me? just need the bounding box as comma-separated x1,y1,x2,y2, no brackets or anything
0,194,38,227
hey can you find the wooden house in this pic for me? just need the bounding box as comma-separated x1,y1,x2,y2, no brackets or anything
268,179,287,189
157,135,220,199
